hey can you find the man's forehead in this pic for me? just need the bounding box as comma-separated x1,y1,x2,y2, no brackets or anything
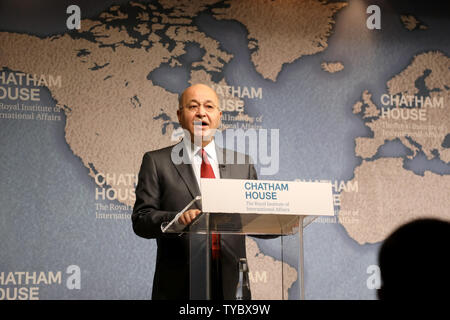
186,98,217,105
181,84,219,104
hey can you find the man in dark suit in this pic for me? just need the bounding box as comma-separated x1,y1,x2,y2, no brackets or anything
132,84,256,300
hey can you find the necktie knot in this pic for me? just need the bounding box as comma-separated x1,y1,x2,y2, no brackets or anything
200,149,215,179
201,148,210,164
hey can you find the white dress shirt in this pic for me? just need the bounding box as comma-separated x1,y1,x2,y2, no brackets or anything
183,138,221,188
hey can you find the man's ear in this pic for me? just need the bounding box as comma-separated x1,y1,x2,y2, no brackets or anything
218,111,223,127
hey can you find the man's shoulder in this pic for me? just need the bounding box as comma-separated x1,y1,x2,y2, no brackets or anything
142,143,180,160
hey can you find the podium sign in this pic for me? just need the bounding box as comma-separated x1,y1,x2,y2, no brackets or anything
162,179,335,300
200,179,334,217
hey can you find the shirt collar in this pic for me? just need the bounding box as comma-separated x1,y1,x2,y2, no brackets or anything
183,138,217,162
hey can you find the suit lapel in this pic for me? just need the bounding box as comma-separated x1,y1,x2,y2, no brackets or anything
218,164,229,179
171,143,233,206
171,144,201,208
216,146,231,179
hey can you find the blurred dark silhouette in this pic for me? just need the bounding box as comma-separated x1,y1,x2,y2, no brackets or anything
378,218,450,300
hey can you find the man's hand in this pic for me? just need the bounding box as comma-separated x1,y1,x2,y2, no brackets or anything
178,209,201,225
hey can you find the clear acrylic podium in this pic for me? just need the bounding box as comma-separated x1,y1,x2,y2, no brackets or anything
162,200,316,300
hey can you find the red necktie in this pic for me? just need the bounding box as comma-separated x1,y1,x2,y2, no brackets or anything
200,149,220,259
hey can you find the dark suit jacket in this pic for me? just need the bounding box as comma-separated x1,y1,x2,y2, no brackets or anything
132,141,257,299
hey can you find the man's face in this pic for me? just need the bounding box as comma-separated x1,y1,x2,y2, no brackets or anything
177,84,222,145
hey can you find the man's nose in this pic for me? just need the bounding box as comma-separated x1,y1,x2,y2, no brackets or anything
196,105,207,116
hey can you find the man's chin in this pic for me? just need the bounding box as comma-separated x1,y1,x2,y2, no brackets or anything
192,132,215,145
